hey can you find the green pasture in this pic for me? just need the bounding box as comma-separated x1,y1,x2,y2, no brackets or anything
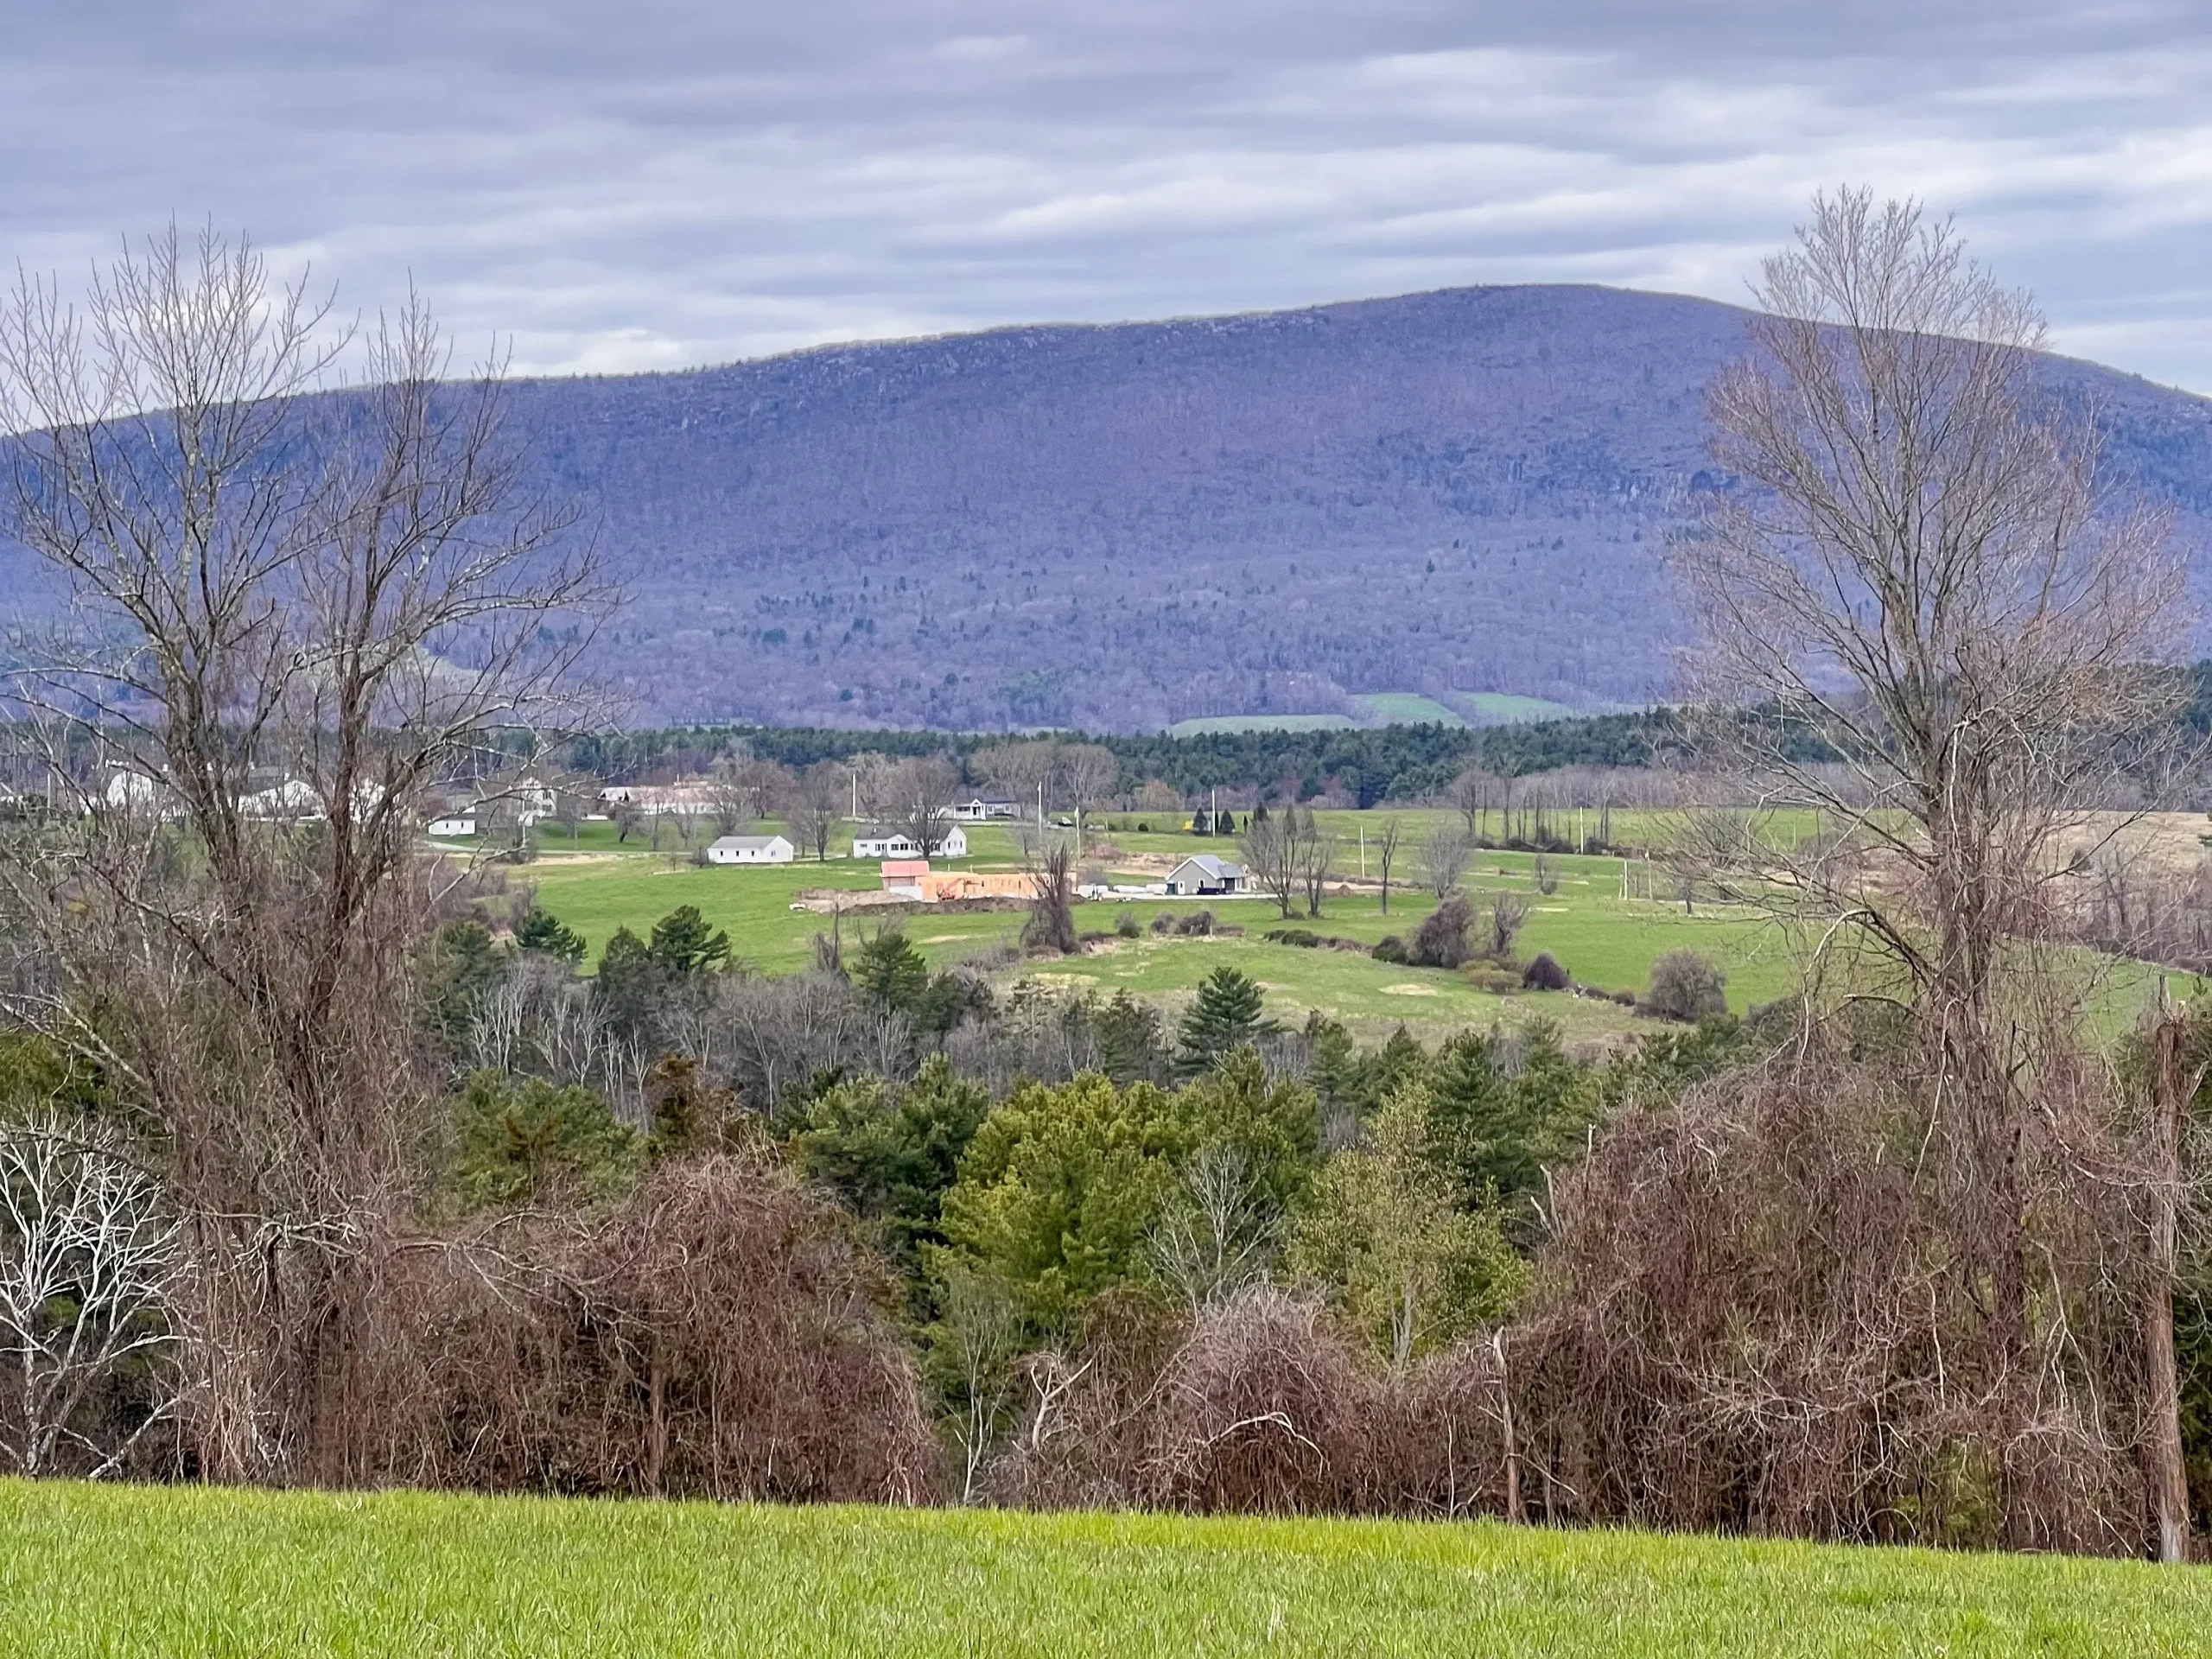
1156,690,1592,734
4,1480,2207,1656
1453,690,1586,724
502,807,2170,1042
511,811,2180,1045
1164,713,1357,735
1348,692,1466,728
517,819,1801,1038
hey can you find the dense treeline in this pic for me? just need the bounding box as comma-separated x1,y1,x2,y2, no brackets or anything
554,710,1691,804
23,871,2212,1551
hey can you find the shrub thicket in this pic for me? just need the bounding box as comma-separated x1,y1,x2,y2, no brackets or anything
1643,948,1727,1022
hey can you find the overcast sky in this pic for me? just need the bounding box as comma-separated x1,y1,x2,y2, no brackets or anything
7,2,2212,388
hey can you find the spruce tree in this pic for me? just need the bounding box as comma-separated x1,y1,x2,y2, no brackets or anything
1177,965,1277,1072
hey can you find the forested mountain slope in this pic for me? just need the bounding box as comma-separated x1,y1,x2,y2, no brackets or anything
17,285,2212,730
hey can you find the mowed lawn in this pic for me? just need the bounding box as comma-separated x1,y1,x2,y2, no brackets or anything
517,823,1802,1039
4,1481,2209,1657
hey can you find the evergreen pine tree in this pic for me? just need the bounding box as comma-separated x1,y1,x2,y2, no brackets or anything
593,925,663,1042
513,906,587,964
647,905,732,976
852,926,931,1016
1096,989,1166,1084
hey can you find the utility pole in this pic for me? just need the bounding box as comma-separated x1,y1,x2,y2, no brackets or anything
850,766,859,823
1358,823,1366,879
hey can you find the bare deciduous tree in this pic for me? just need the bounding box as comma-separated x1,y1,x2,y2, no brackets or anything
1148,1146,1280,1314
736,757,791,823
1374,815,1403,916
886,756,961,856
1294,810,1335,918
1450,768,1505,840
787,760,846,862
1022,841,1078,956
975,740,1058,832
1419,823,1474,899
1240,810,1298,919
931,1259,1026,1504
1484,891,1530,960
0,226,610,1482
705,757,748,836
0,1113,182,1477
1675,188,2197,1555
1061,744,1118,855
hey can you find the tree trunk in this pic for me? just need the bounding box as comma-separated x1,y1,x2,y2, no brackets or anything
1493,1329,1522,1524
647,1336,668,1497
2145,1009,2191,1563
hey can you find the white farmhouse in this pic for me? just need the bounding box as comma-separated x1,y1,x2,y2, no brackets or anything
238,778,323,820
852,824,968,859
707,834,795,866
952,797,1019,822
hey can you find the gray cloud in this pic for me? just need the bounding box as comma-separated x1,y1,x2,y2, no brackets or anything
6,3,2212,385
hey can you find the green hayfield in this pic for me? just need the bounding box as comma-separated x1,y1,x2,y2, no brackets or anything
1348,692,1466,728
1454,691,1585,724
4,1481,2207,1656
1165,714,1357,735
1158,692,1587,734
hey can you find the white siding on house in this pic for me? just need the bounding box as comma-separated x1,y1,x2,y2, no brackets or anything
1165,855,1247,895
852,826,966,858
707,834,795,865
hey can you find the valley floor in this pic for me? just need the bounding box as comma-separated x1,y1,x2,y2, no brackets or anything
4,1480,2209,1656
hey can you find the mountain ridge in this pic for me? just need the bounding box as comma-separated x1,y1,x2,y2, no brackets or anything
18,283,2212,732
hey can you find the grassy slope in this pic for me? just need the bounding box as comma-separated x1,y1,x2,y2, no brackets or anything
4,1481,2207,1657
517,818,1800,1040
1165,714,1358,735
1453,690,1586,723
1348,692,1467,728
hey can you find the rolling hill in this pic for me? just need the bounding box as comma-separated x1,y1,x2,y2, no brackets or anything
16,285,2212,731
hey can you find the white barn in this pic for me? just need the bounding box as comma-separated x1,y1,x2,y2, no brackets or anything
707,834,795,865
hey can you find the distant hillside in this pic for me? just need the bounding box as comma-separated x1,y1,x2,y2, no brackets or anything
16,285,2212,731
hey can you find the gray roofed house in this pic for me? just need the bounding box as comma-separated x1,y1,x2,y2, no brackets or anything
1165,854,1248,896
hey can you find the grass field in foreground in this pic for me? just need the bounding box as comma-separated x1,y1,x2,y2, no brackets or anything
4,1481,2209,1657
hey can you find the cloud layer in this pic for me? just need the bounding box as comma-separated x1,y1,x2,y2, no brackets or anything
6,2,2212,386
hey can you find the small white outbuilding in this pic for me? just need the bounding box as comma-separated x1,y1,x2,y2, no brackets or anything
707,834,795,866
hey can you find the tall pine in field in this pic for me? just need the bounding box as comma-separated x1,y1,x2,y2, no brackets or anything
1177,965,1277,1073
